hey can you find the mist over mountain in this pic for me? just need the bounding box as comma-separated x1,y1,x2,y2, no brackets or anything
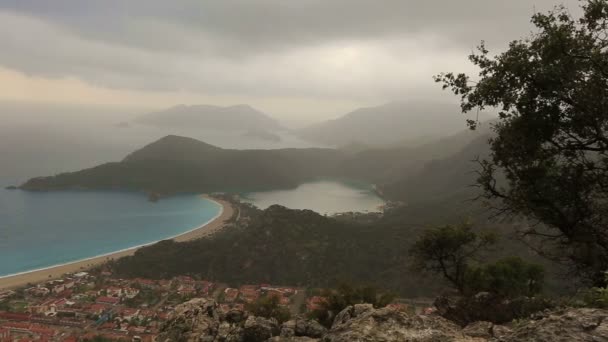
136,104,284,131
20,121,493,205
297,101,494,147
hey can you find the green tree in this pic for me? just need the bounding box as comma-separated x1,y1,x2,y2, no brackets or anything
466,257,545,298
409,222,496,293
245,295,291,324
436,0,608,286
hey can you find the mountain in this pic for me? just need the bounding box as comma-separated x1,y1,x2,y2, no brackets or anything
19,120,495,201
20,135,344,194
135,104,284,131
297,101,493,147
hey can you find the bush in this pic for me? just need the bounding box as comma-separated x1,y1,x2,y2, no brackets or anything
582,272,608,308
465,257,544,298
245,295,291,324
309,283,395,327
435,292,554,326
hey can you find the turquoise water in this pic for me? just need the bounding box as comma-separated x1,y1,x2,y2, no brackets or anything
0,189,221,277
241,180,385,215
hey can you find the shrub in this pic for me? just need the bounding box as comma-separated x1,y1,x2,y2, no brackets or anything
245,295,291,324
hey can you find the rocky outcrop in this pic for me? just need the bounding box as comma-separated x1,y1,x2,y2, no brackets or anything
159,298,608,342
324,304,478,342
499,308,608,341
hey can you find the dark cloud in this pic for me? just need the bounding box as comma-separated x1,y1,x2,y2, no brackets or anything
0,0,582,102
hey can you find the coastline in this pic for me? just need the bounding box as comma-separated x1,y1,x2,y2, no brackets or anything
0,194,234,290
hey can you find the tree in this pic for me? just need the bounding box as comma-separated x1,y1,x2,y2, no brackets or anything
409,222,496,293
436,0,608,286
466,257,545,298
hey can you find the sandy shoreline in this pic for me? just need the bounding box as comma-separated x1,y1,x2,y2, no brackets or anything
0,194,234,290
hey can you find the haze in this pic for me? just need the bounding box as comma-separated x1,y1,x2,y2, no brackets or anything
0,0,579,125
0,1,581,185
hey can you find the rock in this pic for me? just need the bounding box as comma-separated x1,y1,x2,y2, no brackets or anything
281,320,296,337
160,298,608,342
243,315,280,342
462,321,512,339
500,308,608,342
216,321,243,342
268,337,319,342
225,308,248,324
158,298,220,342
294,318,327,338
491,324,513,340
463,321,493,338
324,305,478,342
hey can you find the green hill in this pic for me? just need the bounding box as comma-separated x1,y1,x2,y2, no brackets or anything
20,135,345,194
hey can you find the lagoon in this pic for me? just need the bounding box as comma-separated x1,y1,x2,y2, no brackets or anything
241,180,385,215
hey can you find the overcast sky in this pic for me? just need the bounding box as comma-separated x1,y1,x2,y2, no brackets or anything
0,0,580,123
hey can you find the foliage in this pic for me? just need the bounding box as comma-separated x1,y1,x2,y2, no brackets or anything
437,292,554,326
583,271,608,308
465,257,545,298
245,295,291,324
111,205,442,296
309,283,395,327
409,222,496,293
436,0,608,286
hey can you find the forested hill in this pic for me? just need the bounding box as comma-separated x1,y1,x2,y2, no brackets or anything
20,135,344,194
111,204,443,296
111,200,562,296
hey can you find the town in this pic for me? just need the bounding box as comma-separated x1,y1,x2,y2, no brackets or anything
0,268,330,341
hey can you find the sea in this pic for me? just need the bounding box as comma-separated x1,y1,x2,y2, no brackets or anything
0,188,221,277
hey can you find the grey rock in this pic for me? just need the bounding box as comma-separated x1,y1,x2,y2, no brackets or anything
281,320,296,337
268,337,319,342
294,318,327,338
325,305,477,342
243,315,280,342
463,321,493,338
159,298,220,342
500,308,608,342
225,308,248,324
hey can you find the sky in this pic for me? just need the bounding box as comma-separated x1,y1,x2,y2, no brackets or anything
0,0,580,124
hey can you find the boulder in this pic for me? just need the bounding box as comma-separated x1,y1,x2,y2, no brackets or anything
225,308,248,324
281,320,296,337
462,321,512,340
158,298,220,342
294,318,327,338
243,316,280,342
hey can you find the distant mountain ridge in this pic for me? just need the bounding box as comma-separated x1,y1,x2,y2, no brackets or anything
297,101,494,147
135,104,283,131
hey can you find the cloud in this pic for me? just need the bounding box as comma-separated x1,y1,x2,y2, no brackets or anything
0,0,582,114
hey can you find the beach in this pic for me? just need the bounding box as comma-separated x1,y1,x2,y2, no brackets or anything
0,195,234,290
